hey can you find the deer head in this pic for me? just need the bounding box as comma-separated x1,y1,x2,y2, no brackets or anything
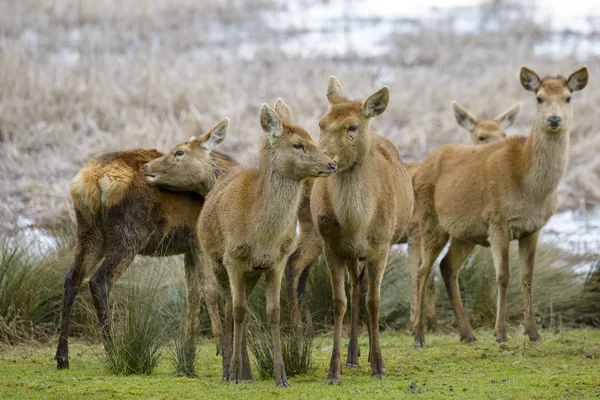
142,118,229,195
318,76,389,171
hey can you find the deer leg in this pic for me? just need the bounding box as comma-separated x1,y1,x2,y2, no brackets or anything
414,221,448,349
181,252,202,376
426,273,439,332
365,248,388,379
346,258,361,369
490,230,510,344
286,232,322,328
407,222,421,328
88,248,136,342
240,273,261,381
519,231,541,342
324,246,347,384
55,221,102,369
202,256,224,357
359,266,368,361
266,264,290,388
226,265,248,384
439,239,476,342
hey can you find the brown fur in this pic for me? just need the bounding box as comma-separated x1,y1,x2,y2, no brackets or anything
411,66,589,348
406,101,520,332
310,77,413,383
198,100,335,387
55,120,237,375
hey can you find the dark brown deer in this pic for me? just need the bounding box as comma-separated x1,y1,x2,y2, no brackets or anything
311,77,414,383
197,100,336,387
55,119,235,376
412,66,589,348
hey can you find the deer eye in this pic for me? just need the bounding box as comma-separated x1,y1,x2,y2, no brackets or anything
566,97,571,103
175,150,184,157
479,136,485,141
293,143,304,150
348,125,358,132
536,97,542,104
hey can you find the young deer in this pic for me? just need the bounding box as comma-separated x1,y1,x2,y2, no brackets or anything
198,100,336,387
55,119,235,375
412,66,589,348
286,101,520,329
311,77,413,383
407,101,521,331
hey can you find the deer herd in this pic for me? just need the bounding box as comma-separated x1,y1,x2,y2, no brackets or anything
55,66,589,387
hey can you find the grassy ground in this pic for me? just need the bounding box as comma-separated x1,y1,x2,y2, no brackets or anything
1,328,598,399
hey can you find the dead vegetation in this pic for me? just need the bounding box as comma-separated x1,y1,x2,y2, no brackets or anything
0,0,599,233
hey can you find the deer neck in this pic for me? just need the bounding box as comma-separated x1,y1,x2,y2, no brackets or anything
331,135,377,231
194,151,238,196
253,146,304,245
523,122,569,200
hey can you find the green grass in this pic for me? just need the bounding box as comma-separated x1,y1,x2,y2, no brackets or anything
1,328,598,399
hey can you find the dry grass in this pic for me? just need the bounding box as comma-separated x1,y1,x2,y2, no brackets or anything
0,0,599,232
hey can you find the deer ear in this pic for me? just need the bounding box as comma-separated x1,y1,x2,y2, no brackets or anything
452,101,478,132
567,66,589,92
494,103,521,130
327,76,345,105
274,98,293,124
260,104,282,144
363,86,389,118
200,118,229,151
520,66,541,92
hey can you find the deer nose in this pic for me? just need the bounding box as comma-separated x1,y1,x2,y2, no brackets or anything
141,164,148,172
548,116,561,127
328,163,338,173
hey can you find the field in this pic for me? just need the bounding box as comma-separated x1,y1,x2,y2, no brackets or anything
1,0,600,233
1,1,599,399
1,329,599,399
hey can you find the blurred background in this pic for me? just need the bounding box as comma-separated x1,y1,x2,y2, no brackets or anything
0,0,598,340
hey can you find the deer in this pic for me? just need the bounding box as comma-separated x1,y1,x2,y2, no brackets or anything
55,118,235,376
310,77,414,383
407,101,521,331
412,66,589,348
197,100,337,387
285,101,520,330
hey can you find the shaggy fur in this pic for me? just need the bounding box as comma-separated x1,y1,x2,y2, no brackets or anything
55,120,237,374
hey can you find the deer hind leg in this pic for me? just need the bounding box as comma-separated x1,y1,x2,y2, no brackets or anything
407,222,421,328
426,273,439,332
266,264,290,388
346,258,361,369
414,220,448,349
202,256,224,357
519,231,541,342
240,272,261,381
181,251,203,376
365,248,389,379
439,239,476,342
324,245,347,384
489,229,510,344
226,263,248,385
56,215,103,369
285,229,322,328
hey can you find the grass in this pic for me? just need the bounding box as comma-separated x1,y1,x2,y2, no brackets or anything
1,328,598,399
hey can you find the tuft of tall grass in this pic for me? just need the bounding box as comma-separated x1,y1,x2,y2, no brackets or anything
247,311,314,379
100,267,172,376
0,231,98,343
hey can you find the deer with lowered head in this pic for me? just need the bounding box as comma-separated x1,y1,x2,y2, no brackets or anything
310,77,414,383
55,118,235,376
198,100,337,387
407,101,521,331
412,66,589,348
